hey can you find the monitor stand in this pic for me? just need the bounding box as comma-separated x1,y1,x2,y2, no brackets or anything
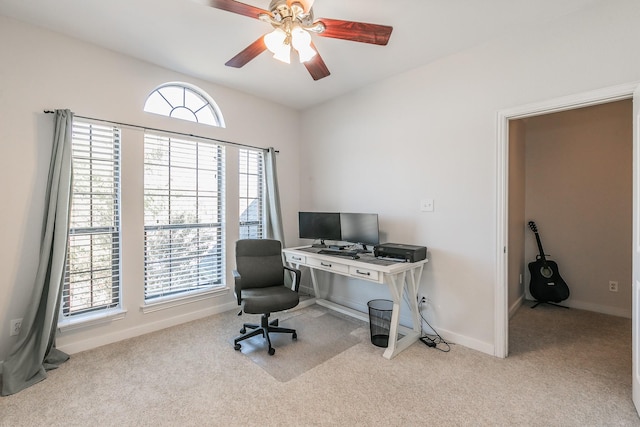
312,241,349,250
328,244,347,250
354,243,372,253
312,240,327,248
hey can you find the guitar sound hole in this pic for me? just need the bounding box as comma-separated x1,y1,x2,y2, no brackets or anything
540,267,553,279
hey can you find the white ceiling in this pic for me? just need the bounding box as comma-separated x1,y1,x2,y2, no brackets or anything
0,0,602,110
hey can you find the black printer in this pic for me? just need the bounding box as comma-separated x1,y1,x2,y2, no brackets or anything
374,243,427,263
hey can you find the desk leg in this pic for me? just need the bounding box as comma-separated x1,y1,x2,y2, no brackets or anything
309,268,322,299
383,269,422,360
406,264,424,335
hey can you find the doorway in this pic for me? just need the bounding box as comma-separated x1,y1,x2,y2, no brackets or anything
495,82,638,358
510,99,632,316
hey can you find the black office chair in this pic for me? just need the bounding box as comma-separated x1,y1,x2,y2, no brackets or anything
232,239,301,355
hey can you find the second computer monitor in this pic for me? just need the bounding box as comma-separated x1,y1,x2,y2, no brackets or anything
340,213,379,248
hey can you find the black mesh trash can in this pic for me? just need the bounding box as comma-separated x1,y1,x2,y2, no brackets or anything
367,299,393,348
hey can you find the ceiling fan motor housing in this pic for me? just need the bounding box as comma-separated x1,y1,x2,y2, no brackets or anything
263,1,317,31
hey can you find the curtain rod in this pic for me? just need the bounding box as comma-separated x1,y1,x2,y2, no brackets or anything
43,110,277,153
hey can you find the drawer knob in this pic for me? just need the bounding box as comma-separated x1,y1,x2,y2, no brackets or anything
356,270,371,276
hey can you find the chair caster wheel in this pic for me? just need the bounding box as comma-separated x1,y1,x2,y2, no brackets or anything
268,347,275,356
292,332,297,340
240,327,246,334
234,343,241,351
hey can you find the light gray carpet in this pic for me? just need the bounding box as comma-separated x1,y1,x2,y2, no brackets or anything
1,302,639,426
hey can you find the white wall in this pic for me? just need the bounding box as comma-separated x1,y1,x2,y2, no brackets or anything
299,0,640,354
0,16,301,360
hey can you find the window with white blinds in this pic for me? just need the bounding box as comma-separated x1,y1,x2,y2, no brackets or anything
63,121,121,317
144,133,225,301
239,149,264,239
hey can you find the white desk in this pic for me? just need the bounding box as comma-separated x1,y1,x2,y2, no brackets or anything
283,246,427,359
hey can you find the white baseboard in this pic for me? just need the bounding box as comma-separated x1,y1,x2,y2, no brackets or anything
17,294,627,365
57,300,238,355
515,294,629,318
323,294,496,356
547,299,631,318
509,294,524,318
433,327,495,356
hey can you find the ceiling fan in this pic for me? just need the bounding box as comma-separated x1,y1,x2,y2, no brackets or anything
207,0,393,80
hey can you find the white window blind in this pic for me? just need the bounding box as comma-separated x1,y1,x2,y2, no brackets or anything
144,133,225,301
63,121,121,317
239,149,264,239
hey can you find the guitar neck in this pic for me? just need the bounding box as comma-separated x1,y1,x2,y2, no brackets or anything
534,232,546,261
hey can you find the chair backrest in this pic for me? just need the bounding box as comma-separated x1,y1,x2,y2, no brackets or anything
235,239,285,289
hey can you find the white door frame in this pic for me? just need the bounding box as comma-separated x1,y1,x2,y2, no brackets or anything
631,84,640,413
495,81,639,358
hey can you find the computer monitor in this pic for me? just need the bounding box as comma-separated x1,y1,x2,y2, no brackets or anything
340,213,379,250
298,212,342,245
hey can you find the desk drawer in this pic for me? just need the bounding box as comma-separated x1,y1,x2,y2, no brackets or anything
308,257,350,274
349,266,380,282
285,252,307,265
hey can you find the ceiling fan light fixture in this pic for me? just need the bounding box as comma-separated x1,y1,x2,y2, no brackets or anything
296,44,316,63
264,28,287,53
272,43,291,64
291,25,310,49
291,25,316,62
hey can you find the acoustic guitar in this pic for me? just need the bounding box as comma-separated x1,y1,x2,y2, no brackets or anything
527,221,570,303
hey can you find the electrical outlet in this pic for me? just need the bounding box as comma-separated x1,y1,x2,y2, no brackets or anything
609,281,619,292
10,318,23,337
418,295,432,310
420,199,434,212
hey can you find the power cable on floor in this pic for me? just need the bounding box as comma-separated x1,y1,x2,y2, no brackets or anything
416,296,451,352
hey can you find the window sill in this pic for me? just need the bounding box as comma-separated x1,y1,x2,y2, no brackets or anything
140,286,230,314
58,308,128,332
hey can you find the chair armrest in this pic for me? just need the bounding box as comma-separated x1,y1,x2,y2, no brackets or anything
232,269,242,305
284,265,302,292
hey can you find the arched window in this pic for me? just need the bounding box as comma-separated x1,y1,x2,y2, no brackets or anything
144,82,225,128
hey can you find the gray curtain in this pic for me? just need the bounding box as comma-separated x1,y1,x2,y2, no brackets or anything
264,147,292,285
264,147,285,243
1,109,73,396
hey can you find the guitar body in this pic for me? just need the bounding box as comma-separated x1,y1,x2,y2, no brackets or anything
528,258,570,303
527,221,570,304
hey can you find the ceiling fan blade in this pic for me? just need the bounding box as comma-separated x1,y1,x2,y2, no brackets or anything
207,0,269,19
317,18,393,45
225,37,267,68
303,44,330,81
